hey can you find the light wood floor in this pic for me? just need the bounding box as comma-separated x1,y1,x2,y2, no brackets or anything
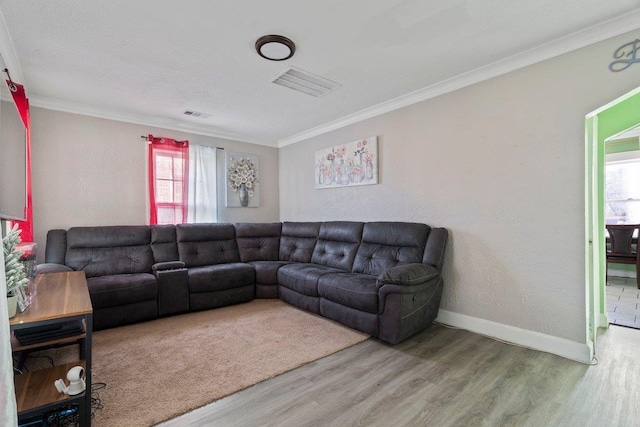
158,323,640,427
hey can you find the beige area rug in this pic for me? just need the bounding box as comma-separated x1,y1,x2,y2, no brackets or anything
26,300,369,426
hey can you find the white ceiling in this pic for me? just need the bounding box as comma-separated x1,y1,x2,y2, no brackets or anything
0,1,639,147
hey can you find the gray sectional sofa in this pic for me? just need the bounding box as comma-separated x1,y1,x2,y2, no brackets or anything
39,221,448,344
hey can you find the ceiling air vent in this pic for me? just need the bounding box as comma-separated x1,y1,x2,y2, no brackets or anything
183,110,212,119
272,67,340,97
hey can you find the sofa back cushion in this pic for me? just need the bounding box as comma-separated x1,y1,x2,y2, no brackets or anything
65,226,154,278
353,222,430,276
176,223,240,267
234,222,282,262
151,225,179,263
311,222,364,271
279,222,320,263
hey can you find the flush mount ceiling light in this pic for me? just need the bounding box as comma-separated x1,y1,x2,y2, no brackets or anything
255,35,295,61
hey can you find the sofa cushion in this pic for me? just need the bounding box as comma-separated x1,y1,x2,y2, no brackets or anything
318,272,379,314
279,222,320,262
235,222,282,262
277,263,342,297
177,223,240,267
352,222,430,276
87,273,157,309
187,263,255,293
310,221,363,271
319,298,378,336
151,225,179,263
65,226,154,277
247,260,289,285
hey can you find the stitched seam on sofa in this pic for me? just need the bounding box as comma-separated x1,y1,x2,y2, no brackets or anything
399,283,440,320
191,270,251,279
322,282,377,296
90,282,153,294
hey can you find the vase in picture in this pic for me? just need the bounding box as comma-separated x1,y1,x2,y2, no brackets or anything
366,161,374,180
239,183,249,207
340,164,351,185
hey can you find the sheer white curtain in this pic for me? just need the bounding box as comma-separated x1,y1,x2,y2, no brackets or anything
187,145,218,223
0,247,18,427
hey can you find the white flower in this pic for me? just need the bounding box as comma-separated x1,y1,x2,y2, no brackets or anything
227,157,258,195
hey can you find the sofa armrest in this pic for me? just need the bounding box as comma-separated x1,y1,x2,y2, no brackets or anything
377,275,443,344
152,261,186,271
36,263,74,275
376,263,439,287
153,265,189,316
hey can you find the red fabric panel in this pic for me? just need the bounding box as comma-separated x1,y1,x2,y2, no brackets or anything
147,134,189,225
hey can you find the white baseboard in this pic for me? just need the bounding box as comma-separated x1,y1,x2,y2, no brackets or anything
435,310,593,364
599,313,610,329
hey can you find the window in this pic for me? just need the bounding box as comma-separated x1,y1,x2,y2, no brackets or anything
606,156,640,225
148,136,189,225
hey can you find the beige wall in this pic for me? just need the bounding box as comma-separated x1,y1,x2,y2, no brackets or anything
30,108,279,261
279,31,640,343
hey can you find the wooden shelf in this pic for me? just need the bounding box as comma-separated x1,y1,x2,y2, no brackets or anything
10,272,93,426
11,318,87,352
10,272,92,327
11,332,86,353
14,361,86,413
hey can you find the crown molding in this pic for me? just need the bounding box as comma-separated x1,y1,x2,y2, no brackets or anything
28,96,278,147
2,6,639,150
278,9,640,148
0,9,276,147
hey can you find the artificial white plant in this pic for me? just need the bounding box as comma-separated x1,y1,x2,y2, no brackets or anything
3,224,28,296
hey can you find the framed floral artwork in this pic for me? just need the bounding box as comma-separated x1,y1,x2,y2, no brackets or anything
315,136,378,189
225,151,260,207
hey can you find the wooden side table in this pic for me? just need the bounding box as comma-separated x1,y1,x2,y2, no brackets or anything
10,271,93,426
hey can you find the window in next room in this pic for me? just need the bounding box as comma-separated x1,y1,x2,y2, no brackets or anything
605,145,640,225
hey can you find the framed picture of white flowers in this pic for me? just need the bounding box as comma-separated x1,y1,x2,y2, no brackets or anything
225,151,260,207
315,136,378,189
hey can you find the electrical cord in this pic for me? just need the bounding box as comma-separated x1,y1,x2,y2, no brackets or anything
91,382,107,415
38,381,107,427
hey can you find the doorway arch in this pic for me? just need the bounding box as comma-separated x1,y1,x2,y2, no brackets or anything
586,86,640,354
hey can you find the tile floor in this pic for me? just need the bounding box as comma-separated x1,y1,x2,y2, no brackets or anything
607,275,640,329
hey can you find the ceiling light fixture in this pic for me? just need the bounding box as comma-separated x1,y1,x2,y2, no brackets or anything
255,35,295,61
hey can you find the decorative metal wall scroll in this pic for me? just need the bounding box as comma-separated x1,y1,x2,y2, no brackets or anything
609,38,640,72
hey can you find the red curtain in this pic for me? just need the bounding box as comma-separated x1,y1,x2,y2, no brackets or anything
8,82,33,242
147,134,189,225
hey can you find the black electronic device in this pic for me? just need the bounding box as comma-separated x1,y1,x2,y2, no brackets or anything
14,320,84,345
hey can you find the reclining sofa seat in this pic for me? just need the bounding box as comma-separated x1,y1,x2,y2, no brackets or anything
234,222,285,299
343,222,443,344
50,226,159,330
176,223,255,311
277,221,363,315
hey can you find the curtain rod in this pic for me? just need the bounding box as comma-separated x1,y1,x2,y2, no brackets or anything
2,68,17,92
140,135,225,150
141,135,187,145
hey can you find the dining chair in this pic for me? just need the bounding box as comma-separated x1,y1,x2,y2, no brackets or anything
606,224,640,288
